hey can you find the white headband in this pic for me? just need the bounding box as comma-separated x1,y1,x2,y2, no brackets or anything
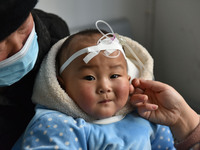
59,20,152,79
59,37,126,74
59,20,127,74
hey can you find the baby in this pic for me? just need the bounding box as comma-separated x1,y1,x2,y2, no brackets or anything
13,20,175,150
56,28,134,120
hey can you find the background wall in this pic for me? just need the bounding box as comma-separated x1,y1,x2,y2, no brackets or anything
36,0,153,50
152,0,200,113
36,0,200,113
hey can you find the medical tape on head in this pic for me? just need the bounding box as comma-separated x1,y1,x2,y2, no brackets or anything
59,37,126,74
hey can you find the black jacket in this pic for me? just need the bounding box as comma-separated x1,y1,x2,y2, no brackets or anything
0,9,69,149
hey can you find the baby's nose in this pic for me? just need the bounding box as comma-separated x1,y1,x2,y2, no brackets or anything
98,88,111,94
97,79,112,94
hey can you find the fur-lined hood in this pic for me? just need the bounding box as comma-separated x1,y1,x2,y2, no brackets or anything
32,34,154,122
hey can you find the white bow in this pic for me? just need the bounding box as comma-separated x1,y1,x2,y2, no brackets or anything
83,38,124,63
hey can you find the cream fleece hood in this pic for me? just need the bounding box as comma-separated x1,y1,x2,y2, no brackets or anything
32,34,154,122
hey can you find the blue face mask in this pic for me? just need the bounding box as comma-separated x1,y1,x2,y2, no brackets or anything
0,25,39,87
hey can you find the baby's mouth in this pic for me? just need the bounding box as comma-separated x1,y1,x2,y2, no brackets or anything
98,99,112,104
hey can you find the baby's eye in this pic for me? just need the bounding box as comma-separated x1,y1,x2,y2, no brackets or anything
84,75,95,81
110,74,120,79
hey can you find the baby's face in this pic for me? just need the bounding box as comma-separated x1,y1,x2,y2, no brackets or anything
60,50,131,119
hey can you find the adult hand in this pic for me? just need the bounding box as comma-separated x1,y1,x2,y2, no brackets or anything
130,79,199,141
130,78,184,125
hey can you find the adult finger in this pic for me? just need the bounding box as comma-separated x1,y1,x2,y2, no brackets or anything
130,94,148,105
133,79,169,92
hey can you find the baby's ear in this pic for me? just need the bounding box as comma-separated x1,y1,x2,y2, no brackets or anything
129,83,134,95
128,75,131,81
128,76,134,94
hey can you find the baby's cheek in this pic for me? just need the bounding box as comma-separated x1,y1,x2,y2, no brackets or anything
79,86,96,104
116,83,130,98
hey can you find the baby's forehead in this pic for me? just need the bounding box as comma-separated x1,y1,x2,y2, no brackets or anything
78,50,128,70
59,32,128,74
70,34,102,52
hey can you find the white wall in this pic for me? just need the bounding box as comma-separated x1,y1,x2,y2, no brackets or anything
152,0,200,112
36,0,152,49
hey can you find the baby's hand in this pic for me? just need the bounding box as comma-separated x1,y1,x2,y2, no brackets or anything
130,79,184,126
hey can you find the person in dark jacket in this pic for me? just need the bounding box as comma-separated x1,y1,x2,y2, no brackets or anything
0,0,69,149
